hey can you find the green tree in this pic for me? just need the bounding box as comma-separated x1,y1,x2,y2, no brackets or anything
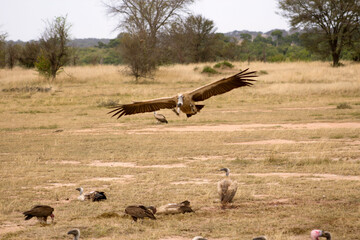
6,42,21,69
36,16,71,80
0,32,6,68
278,0,360,66
183,15,217,62
18,41,41,68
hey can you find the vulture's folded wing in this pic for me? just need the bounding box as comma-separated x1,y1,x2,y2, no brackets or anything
188,68,257,102
108,96,177,119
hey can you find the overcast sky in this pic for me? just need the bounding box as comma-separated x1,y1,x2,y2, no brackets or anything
0,0,290,41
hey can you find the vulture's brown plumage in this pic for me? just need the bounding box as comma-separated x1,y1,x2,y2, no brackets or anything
108,69,256,119
23,205,54,224
157,200,194,215
125,205,156,222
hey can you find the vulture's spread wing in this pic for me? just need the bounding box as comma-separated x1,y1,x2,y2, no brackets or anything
108,96,177,119
188,68,256,102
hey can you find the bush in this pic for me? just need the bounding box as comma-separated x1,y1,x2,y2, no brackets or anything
336,103,352,109
213,61,234,69
35,53,53,79
202,66,218,74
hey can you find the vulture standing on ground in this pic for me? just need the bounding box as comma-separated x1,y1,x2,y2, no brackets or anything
311,230,332,240
76,187,107,202
23,205,54,224
125,205,156,222
157,200,194,215
67,229,80,240
108,69,256,119
217,168,238,206
154,111,168,123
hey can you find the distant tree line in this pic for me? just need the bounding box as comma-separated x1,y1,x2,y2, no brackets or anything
0,0,359,80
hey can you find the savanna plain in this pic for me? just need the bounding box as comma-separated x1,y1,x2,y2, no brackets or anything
0,62,359,240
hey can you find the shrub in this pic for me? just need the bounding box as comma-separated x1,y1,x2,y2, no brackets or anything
336,102,352,109
213,61,234,69
201,66,218,74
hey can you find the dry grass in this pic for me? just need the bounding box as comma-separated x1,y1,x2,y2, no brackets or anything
0,61,360,239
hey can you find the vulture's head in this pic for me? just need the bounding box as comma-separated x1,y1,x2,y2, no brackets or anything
50,213,55,222
67,229,80,237
177,94,184,107
75,187,83,195
147,206,157,214
321,231,331,239
219,167,230,176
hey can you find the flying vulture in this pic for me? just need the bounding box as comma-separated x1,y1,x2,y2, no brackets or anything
157,200,194,215
23,205,54,224
76,187,107,202
125,205,156,222
68,229,80,240
154,111,168,123
217,168,238,206
108,69,256,119
311,230,332,240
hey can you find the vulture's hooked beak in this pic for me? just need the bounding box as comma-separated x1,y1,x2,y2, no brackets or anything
50,213,55,223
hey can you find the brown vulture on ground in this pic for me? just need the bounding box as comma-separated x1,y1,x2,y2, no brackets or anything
124,205,156,222
23,205,54,224
108,69,256,119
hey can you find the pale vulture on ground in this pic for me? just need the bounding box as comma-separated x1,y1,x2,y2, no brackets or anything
156,200,194,215
108,69,256,119
67,229,80,240
192,237,207,240
252,237,267,240
76,187,107,202
154,111,168,123
217,167,238,206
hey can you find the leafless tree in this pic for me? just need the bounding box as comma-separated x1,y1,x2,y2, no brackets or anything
278,0,360,66
104,0,194,79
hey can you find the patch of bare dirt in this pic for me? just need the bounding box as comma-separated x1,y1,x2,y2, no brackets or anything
227,139,297,145
127,122,360,133
58,160,81,165
0,222,23,236
158,237,189,240
89,161,136,167
171,179,211,185
279,106,334,110
89,160,186,168
248,172,360,181
88,175,134,182
35,183,76,189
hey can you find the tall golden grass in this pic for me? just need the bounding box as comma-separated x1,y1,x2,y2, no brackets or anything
0,61,359,239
